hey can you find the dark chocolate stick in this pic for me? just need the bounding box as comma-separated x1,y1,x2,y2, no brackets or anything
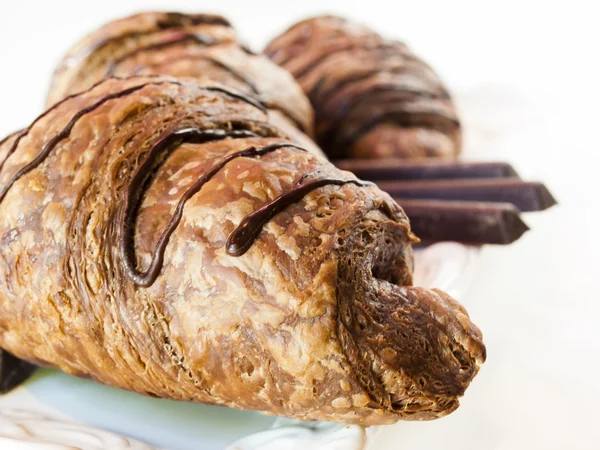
0,349,37,393
397,199,529,245
334,158,519,181
377,178,557,212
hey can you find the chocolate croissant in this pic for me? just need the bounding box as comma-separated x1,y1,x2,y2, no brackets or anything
47,11,318,155
0,75,484,424
264,15,461,160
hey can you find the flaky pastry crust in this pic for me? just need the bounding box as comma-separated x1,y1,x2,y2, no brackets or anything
265,15,462,159
0,75,483,425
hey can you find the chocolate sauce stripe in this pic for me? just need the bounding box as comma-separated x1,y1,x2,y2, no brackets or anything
106,32,218,76
58,13,231,70
186,60,308,132
202,86,267,113
227,178,373,256
0,83,158,203
274,37,408,70
321,93,424,148
131,54,307,133
1,75,182,173
304,46,432,84
264,27,315,64
309,63,449,102
332,74,443,102
333,158,520,180
332,108,460,158
259,105,310,136
189,57,259,95
290,40,403,79
133,54,261,96
109,74,265,113
292,43,363,79
121,138,308,286
266,39,315,66
0,130,26,167
261,17,357,64
0,76,123,174
319,85,457,146
319,83,443,125
0,129,22,149
158,12,232,28
0,79,266,204
286,43,347,78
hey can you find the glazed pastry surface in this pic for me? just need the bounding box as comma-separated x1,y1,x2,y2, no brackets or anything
0,76,484,424
265,15,461,159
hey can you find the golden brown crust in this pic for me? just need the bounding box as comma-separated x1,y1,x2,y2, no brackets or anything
46,11,315,148
0,75,483,425
47,12,237,105
264,15,462,160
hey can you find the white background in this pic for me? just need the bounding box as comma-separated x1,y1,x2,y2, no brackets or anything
1,1,599,449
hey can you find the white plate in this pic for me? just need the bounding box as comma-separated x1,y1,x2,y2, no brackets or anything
0,242,479,450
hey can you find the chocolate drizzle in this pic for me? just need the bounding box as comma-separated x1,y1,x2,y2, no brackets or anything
2,77,174,175
202,86,267,113
214,57,308,131
0,81,178,203
58,13,231,71
331,109,460,157
132,54,261,96
121,138,307,286
106,32,217,76
126,53,313,133
303,55,453,152
325,84,436,123
0,130,21,150
227,178,372,256
312,75,452,156
0,130,24,166
0,77,116,175
130,54,312,133
292,41,406,80
310,66,450,105
197,58,309,132
118,127,374,284
179,55,261,96
158,12,232,28
0,77,266,204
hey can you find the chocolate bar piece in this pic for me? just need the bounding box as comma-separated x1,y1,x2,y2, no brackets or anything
379,178,557,212
398,199,529,244
334,158,519,181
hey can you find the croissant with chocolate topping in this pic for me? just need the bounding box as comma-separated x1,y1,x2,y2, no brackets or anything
47,11,318,155
264,15,461,159
0,75,485,424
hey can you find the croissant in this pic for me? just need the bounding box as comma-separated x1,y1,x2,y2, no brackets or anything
264,15,461,160
47,11,318,155
0,75,485,424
